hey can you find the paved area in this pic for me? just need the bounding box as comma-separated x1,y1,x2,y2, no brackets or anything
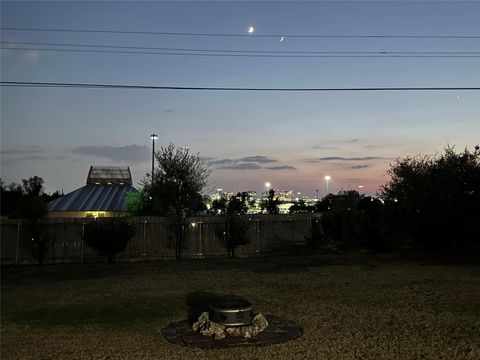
162,314,303,349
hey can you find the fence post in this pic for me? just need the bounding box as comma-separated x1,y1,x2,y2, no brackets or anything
256,219,260,255
308,213,312,242
81,219,85,264
142,218,147,256
198,221,203,257
15,219,21,265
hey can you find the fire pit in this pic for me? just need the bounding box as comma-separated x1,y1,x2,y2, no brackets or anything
209,295,254,327
162,292,303,348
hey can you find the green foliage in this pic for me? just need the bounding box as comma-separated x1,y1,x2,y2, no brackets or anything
142,143,211,260
381,145,480,254
83,219,136,264
125,190,151,216
143,143,210,217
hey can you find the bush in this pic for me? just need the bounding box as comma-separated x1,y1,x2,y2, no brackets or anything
83,218,136,263
381,145,480,255
218,215,251,258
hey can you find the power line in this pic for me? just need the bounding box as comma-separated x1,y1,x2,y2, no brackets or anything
2,41,479,55
3,47,479,58
2,27,480,39
1,81,479,91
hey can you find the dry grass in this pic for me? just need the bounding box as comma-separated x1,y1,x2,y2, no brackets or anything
2,254,479,359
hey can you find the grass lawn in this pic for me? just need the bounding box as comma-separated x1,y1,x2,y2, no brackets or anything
2,254,479,359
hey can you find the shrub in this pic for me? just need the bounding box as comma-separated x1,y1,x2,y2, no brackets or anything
83,218,136,263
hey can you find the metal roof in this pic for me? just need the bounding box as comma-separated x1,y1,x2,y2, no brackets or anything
86,166,132,185
48,184,137,212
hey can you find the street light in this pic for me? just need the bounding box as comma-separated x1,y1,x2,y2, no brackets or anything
324,175,331,195
150,133,158,185
265,182,271,195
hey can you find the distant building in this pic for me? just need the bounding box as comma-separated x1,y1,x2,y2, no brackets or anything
47,166,137,218
276,190,294,202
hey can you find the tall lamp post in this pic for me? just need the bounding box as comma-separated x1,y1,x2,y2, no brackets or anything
324,175,331,195
150,133,158,185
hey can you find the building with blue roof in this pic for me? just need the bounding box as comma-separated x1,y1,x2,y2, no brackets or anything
47,166,138,218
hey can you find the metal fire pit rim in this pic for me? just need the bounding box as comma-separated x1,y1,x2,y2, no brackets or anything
209,295,254,326
209,304,253,313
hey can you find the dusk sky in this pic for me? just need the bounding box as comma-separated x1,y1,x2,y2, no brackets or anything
1,1,479,197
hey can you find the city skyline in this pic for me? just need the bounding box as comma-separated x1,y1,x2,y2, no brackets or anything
1,1,479,196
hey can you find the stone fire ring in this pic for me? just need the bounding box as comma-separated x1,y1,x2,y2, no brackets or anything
162,315,303,349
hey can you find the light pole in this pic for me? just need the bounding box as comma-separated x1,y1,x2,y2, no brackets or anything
324,175,331,195
150,133,158,185
316,189,319,200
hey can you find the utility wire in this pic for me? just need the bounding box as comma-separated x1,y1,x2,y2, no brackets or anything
2,41,479,55
3,47,479,58
2,27,480,39
2,81,479,91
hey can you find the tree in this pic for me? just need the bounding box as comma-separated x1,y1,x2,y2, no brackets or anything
289,199,314,214
83,219,136,264
217,192,252,257
222,215,251,258
381,145,480,255
143,143,211,260
0,176,62,218
208,192,254,216
209,197,228,215
320,190,364,252
0,176,52,265
125,190,152,216
227,192,252,215
261,189,280,214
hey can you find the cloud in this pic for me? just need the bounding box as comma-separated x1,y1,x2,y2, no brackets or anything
210,155,291,170
210,158,236,165
349,165,369,169
1,155,49,165
312,145,340,150
72,145,150,163
0,146,72,165
1,146,44,155
218,163,262,170
265,165,296,170
237,156,278,163
319,156,383,161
